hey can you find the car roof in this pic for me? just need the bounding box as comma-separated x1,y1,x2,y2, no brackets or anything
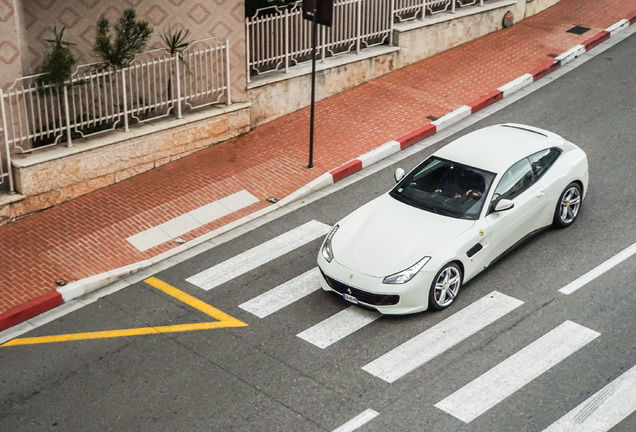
434,123,566,174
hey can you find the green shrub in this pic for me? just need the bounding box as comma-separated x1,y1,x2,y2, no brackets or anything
93,8,153,68
35,26,76,92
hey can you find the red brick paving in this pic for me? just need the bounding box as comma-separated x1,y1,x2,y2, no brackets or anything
1,0,635,314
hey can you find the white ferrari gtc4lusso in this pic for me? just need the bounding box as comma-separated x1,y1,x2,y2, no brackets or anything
317,124,588,314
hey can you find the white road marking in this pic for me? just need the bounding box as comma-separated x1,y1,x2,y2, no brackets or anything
186,220,330,291
435,321,600,423
362,291,523,383
542,364,636,432
297,306,381,349
332,409,379,432
560,242,636,294
239,268,322,318
127,190,259,251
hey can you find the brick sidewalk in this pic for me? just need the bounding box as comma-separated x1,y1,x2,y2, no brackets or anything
1,0,635,325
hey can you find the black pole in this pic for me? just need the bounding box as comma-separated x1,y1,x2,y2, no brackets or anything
308,4,318,169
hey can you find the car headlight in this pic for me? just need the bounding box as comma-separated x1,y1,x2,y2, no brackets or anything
321,224,339,263
383,256,431,284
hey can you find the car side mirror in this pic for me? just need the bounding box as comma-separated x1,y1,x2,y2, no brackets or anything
494,199,514,212
394,168,405,183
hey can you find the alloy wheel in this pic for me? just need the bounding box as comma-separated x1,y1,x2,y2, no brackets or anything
560,185,581,224
433,265,461,308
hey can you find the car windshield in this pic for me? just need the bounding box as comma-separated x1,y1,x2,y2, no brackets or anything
390,156,496,220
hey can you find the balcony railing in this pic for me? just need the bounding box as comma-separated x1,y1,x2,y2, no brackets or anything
394,0,487,22
246,0,394,81
0,38,231,193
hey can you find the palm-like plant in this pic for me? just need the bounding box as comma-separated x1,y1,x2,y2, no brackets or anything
162,27,191,58
161,26,192,107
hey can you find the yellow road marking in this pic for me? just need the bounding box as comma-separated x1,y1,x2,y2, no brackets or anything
1,277,247,347
145,277,246,326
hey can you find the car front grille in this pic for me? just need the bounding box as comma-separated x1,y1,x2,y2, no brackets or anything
320,269,399,306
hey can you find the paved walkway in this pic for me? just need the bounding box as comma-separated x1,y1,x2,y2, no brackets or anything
1,0,635,329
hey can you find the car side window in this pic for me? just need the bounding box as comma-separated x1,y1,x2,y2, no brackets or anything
492,158,534,203
528,147,562,179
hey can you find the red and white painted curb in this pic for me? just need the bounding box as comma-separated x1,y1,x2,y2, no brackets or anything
1,13,635,333
324,13,636,187
0,262,150,332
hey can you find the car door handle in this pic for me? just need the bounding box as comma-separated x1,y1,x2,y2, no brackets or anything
536,191,545,197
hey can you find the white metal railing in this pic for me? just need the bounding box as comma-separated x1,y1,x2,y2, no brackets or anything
0,107,12,192
0,38,230,192
394,0,486,22
246,0,393,81
247,0,490,79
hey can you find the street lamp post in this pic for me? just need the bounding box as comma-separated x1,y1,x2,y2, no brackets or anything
302,0,333,169
308,5,318,168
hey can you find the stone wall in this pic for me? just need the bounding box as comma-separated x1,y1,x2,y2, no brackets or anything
3,103,250,221
247,46,400,127
524,0,562,18
392,0,524,69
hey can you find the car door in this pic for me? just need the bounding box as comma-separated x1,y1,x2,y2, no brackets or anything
485,158,546,261
529,147,564,226
461,221,492,281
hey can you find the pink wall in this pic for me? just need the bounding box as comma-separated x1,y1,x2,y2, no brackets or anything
0,0,25,89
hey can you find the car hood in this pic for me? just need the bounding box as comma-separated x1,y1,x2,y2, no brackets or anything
332,194,474,277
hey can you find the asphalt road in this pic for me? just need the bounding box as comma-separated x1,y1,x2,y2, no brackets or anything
1,30,635,432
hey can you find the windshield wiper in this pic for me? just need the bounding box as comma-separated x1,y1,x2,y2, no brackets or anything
391,191,416,206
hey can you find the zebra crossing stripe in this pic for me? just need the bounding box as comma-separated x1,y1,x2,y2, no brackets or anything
186,220,330,291
542,364,636,432
239,268,322,318
559,241,636,295
435,320,600,423
297,306,381,349
362,291,523,383
332,409,379,432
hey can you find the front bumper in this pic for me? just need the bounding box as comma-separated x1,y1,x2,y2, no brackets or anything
317,257,436,315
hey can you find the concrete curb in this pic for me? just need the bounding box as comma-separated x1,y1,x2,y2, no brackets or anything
2,13,634,332
0,291,63,331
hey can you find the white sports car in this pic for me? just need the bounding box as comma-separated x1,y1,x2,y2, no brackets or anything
317,124,588,314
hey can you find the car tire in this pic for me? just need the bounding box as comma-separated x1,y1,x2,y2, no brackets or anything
553,182,582,229
429,262,462,311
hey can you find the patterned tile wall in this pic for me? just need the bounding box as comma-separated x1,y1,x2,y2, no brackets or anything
0,0,24,89
2,0,246,99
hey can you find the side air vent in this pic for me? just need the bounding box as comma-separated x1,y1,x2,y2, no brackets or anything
466,243,483,258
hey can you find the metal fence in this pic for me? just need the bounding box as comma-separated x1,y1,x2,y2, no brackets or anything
246,0,491,80
0,38,230,193
246,0,394,81
394,0,487,22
